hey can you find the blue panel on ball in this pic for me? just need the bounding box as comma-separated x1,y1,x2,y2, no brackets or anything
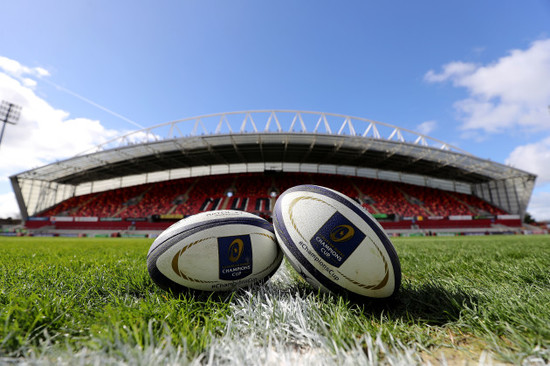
310,211,366,268
218,234,253,280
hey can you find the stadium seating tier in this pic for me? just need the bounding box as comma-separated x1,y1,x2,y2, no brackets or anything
37,172,508,220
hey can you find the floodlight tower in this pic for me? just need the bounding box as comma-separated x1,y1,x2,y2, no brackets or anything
0,101,22,149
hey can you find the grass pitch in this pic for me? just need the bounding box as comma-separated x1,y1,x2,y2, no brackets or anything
0,235,549,365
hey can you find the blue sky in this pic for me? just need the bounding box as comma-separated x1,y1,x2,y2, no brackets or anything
1,1,550,220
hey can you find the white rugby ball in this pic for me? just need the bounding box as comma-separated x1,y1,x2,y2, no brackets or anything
147,210,283,292
273,185,401,299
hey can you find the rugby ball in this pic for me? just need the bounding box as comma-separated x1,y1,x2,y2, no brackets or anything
273,185,401,299
147,210,283,292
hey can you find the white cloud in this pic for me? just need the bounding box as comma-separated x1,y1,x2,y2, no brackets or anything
0,192,20,219
0,56,121,218
425,39,550,133
424,61,477,84
34,67,50,77
426,39,550,219
0,56,50,80
0,74,119,168
506,136,550,185
526,191,550,222
506,136,550,221
416,120,437,135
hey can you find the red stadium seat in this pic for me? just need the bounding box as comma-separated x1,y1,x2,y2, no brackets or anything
35,172,510,224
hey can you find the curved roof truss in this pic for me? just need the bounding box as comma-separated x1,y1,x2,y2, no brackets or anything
79,110,468,156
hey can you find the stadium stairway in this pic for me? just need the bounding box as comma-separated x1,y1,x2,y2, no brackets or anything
68,194,102,216
392,184,433,217
349,179,381,215
167,179,198,215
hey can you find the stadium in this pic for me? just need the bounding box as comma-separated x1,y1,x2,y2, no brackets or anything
3,110,549,365
10,110,537,236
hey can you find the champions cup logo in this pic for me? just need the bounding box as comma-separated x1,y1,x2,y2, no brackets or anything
228,238,244,262
330,225,355,242
218,235,253,280
311,212,366,267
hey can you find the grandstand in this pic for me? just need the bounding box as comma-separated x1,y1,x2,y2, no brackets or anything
10,110,536,235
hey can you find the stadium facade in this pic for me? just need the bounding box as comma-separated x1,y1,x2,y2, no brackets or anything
10,110,536,221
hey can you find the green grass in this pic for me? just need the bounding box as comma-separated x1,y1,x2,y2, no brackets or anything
0,235,549,364
0,238,231,356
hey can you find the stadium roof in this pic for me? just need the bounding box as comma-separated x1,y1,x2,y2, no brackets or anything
11,110,536,219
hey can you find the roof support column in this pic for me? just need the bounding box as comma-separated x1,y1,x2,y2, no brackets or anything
10,176,29,221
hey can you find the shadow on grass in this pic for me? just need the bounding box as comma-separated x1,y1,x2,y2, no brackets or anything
353,281,479,325
247,279,479,326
